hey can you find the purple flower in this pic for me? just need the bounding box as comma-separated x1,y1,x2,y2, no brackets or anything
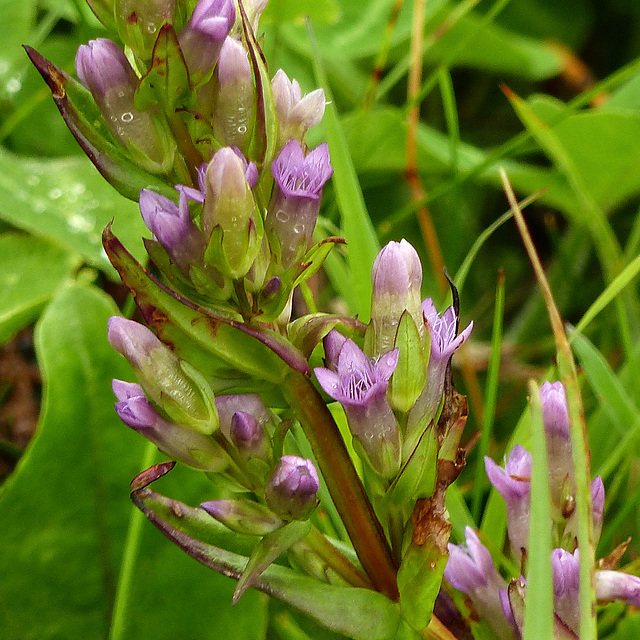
315,332,401,477
230,411,271,463
202,146,262,278
108,317,217,432
264,455,319,521
213,37,254,151
112,380,226,470
445,527,516,640
139,189,204,271
266,140,333,269
564,476,605,548
271,69,326,149
407,299,473,436
75,38,174,173
214,393,271,440
178,0,236,86
370,239,424,354
539,381,576,518
596,569,640,607
551,548,581,633
485,445,532,562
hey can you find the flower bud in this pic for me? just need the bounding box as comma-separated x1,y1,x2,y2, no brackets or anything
178,0,236,86
215,393,271,440
445,527,515,640
266,140,333,270
540,381,574,516
213,37,254,152
201,147,263,278
271,69,325,150
75,38,175,174
485,445,532,563
115,0,176,61
201,498,283,535
139,189,205,272
596,568,640,607
315,334,401,478
108,317,218,433
230,410,271,463
370,239,424,354
551,548,580,633
265,455,319,521
112,380,227,470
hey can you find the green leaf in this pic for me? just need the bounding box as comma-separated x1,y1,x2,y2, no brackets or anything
233,520,311,603
0,232,79,343
397,534,448,632
0,146,150,276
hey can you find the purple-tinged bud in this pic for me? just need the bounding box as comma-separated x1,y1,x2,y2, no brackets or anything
271,69,326,150
108,317,218,433
445,527,516,640
265,455,320,521
139,189,204,272
115,0,176,60
75,38,175,173
540,381,574,516
564,476,605,548
323,329,348,370
407,299,473,435
596,569,640,607
485,446,532,562
202,147,262,278
112,380,227,470
230,410,271,463
178,0,236,86
551,548,580,633
201,498,283,535
370,239,424,354
266,140,333,270
215,393,271,440
315,338,401,478
213,37,254,152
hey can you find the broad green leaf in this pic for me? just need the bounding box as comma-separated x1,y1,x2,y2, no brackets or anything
0,284,265,640
0,147,149,276
0,232,79,343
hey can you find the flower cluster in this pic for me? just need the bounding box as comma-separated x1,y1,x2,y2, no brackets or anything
445,381,640,638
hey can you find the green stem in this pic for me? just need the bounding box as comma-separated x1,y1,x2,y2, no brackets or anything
166,112,203,185
304,525,373,590
284,371,399,600
108,441,157,640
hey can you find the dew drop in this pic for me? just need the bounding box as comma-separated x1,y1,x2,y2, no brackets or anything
293,223,304,234
275,209,289,223
237,124,247,134
110,115,118,122
6,77,21,94
121,111,134,123
147,22,157,34
49,188,62,200
116,126,125,136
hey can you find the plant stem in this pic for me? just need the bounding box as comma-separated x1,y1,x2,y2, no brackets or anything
304,525,373,589
284,371,399,600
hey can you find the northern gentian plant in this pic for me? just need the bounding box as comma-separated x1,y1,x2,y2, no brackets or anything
29,1,634,639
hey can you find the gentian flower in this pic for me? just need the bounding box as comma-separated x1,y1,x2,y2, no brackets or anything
315,332,401,478
178,0,236,86
139,188,204,272
213,36,254,152
540,381,575,515
266,140,333,269
407,299,473,437
202,146,262,278
112,380,226,470
485,445,532,563
75,38,175,173
445,527,516,640
108,316,218,433
370,239,424,354
271,69,325,150
265,455,319,521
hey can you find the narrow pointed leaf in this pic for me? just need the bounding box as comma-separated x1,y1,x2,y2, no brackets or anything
233,520,311,603
24,46,174,202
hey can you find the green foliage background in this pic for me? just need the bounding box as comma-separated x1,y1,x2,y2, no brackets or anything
2,0,640,638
